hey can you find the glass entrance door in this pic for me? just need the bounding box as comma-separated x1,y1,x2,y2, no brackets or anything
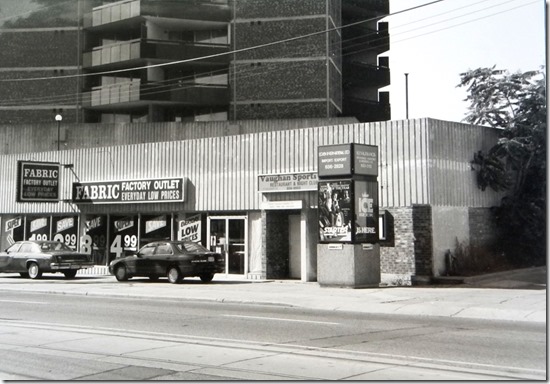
207,216,247,276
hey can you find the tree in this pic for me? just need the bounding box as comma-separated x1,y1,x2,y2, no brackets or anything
458,66,546,266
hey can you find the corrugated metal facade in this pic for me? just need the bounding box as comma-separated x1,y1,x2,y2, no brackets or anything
0,118,358,155
0,118,501,215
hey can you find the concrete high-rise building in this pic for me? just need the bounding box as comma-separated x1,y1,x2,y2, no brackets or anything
0,0,389,124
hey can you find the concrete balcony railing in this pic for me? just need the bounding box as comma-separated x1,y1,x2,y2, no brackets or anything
83,81,229,108
83,0,230,29
83,0,140,28
343,61,390,88
82,39,230,70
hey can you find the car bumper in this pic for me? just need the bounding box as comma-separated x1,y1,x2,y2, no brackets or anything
50,262,94,270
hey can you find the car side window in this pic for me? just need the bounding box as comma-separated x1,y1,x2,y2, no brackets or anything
139,245,155,257
19,243,35,253
6,243,22,253
155,244,173,255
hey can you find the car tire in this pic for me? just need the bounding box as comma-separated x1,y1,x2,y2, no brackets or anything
27,262,42,279
200,273,214,283
63,270,78,279
167,266,182,284
115,265,129,282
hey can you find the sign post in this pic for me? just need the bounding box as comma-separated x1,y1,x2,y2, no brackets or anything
317,143,380,288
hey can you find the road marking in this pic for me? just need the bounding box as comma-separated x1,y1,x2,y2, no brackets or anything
0,299,47,305
223,314,340,325
0,319,544,379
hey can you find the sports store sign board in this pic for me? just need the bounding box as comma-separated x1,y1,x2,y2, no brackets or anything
72,177,186,204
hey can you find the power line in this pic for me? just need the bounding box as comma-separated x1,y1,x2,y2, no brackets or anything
0,0,444,83
0,0,540,107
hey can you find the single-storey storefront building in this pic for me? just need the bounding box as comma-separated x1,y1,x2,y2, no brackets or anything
0,118,501,285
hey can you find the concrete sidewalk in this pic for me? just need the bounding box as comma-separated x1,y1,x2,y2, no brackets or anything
0,267,545,324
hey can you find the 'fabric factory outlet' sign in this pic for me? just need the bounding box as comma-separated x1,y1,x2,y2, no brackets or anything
72,177,186,204
17,161,60,202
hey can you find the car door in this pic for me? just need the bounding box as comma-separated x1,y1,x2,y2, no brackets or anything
132,244,156,276
152,243,173,275
13,242,38,272
0,243,21,272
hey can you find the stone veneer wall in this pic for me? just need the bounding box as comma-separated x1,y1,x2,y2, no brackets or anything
380,205,433,285
413,205,433,276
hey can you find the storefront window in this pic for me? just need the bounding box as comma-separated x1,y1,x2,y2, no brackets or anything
109,215,138,262
140,214,171,248
81,215,108,265
25,216,51,241
52,216,79,250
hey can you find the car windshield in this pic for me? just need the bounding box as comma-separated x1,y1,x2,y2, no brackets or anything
39,242,71,252
175,242,209,253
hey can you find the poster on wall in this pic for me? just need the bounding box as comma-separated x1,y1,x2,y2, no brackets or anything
354,180,379,243
109,215,138,262
25,216,51,241
80,215,108,265
3,216,24,246
318,180,352,242
52,216,79,250
177,214,201,242
140,214,171,247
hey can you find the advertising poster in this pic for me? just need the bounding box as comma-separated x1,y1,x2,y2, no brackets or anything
80,215,108,265
3,216,24,246
354,180,379,243
52,216,79,250
178,214,201,242
140,214,171,247
109,215,138,262
318,180,352,242
25,216,51,241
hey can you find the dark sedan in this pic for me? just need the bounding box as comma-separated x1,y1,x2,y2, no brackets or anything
0,240,93,279
109,241,225,283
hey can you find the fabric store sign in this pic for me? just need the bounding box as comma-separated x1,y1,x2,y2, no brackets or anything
17,161,60,202
258,172,318,192
72,177,186,204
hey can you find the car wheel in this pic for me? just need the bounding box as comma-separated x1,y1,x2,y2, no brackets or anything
63,270,78,279
27,262,42,279
115,265,129,282
167,266,182,284
200,273,214,283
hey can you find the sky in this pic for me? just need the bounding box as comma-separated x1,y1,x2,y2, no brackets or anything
382,0,546,123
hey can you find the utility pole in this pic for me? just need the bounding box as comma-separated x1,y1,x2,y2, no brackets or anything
404,73,409,119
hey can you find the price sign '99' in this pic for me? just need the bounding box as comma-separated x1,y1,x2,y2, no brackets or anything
109,215,138,259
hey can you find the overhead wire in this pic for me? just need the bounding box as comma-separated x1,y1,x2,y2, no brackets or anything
0,0,445,83
0,0,536,107
0,0,540,108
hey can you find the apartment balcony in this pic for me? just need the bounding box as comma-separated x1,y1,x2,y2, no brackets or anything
343,93,390,122
342,0,389,21
343,61,390,89
83,81,229,109
83,0,230,29
82,39,230,71
342,22,389,56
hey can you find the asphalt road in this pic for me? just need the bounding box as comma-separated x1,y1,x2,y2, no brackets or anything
0,290,545,380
